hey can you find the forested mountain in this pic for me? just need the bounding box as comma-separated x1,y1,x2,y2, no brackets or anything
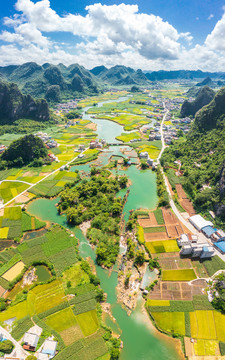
0,79,49,123
161,87,225,222
0,62,99,102
91,65,150,86
196,77,214,87
145,70,225,81
180,86,215,117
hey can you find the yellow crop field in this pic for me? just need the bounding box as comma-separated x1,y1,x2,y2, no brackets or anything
152,312,185,335
190,311,217,340
2,261,25,281
0,227,9,239
147,300,170,306
194,340,219,356
213,311,225,341
0,301,28,322
76,310,99,337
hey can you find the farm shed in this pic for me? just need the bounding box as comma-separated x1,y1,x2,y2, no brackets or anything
23,332,39,351
41,339,57,358
189,215,213,232
201,225,217,238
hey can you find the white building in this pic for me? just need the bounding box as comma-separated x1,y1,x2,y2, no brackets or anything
189,215,213,232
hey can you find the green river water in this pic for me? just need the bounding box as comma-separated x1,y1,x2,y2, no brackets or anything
27,97,180,360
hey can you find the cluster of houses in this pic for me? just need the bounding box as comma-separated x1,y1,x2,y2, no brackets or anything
177,214,225,258
139,152,155,168
89,139,106,149
178,232,215,259
0,145,6,154
22,330,57,359
55,99,78,114
34,132,58,149
65,120,80,128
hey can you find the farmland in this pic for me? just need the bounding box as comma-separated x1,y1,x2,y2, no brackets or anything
162,269,197,281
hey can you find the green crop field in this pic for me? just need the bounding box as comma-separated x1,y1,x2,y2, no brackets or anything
162,269,197,281
144,226,166,233
146,240,179,254
116,132,142,143
153,209,164,225
11,316,33,340
76,310,99,336
45,308,77,332
152,312,186,335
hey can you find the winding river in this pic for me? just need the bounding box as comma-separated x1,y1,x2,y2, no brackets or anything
27,97,181,360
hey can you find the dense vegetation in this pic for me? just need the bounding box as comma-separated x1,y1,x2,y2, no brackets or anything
0,79,49,123
180,86,215,118
1,134,48,168
212,274,225,313
161,87,225,223
58,169,128,267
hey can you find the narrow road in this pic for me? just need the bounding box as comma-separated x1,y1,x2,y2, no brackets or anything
0,325,28,359
0,149,86,209
156,105,168,164
0,179,32,186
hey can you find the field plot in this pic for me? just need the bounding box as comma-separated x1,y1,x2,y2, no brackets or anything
144,232,168,241
0,300,28,322
76,310,99,337
146,240,179,254
190,311,217,340
0,181,29,204
45,308,83,345
158,256,192,270
152,312,186,335
29,170,78,197
29,280,66,314
2,261,25,281
149,280,205,301
162,269,197,281
194,340,220,356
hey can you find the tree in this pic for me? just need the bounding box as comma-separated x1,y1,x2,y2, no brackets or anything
134,250,145,266
0,340,14,354
110,347,120,360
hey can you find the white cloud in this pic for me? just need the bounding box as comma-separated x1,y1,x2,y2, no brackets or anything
208,14,214,20
0,0,225,71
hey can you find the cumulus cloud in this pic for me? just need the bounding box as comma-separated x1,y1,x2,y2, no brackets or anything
0,0,225,71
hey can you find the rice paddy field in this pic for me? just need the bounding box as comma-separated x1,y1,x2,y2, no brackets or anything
0,206,45,242
162,269,197,281
145,240,179,254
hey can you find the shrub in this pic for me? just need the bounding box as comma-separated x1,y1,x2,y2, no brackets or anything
0,340,14,354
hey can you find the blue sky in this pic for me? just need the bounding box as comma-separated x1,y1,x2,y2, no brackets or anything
0,0,225,70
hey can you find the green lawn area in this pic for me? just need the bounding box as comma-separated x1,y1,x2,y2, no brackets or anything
162,269,197,281
63,263,89,288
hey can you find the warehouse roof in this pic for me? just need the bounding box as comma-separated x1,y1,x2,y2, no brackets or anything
189,215,213,230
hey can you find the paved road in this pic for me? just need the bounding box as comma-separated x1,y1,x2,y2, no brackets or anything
0,149,86,209
0,179,32,186
0,325,28,359
156,106,168,165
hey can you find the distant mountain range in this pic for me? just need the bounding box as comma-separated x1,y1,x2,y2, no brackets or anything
1,62,225,103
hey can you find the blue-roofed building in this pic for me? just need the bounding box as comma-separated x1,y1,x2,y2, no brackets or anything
215,240,225,254
40,339,57,359
201,225,217,238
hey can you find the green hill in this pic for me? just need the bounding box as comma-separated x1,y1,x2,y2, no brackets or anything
1,134,48,168
161,87,225,224
0,62,99,102
181,86,215,118
0,79,50,124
